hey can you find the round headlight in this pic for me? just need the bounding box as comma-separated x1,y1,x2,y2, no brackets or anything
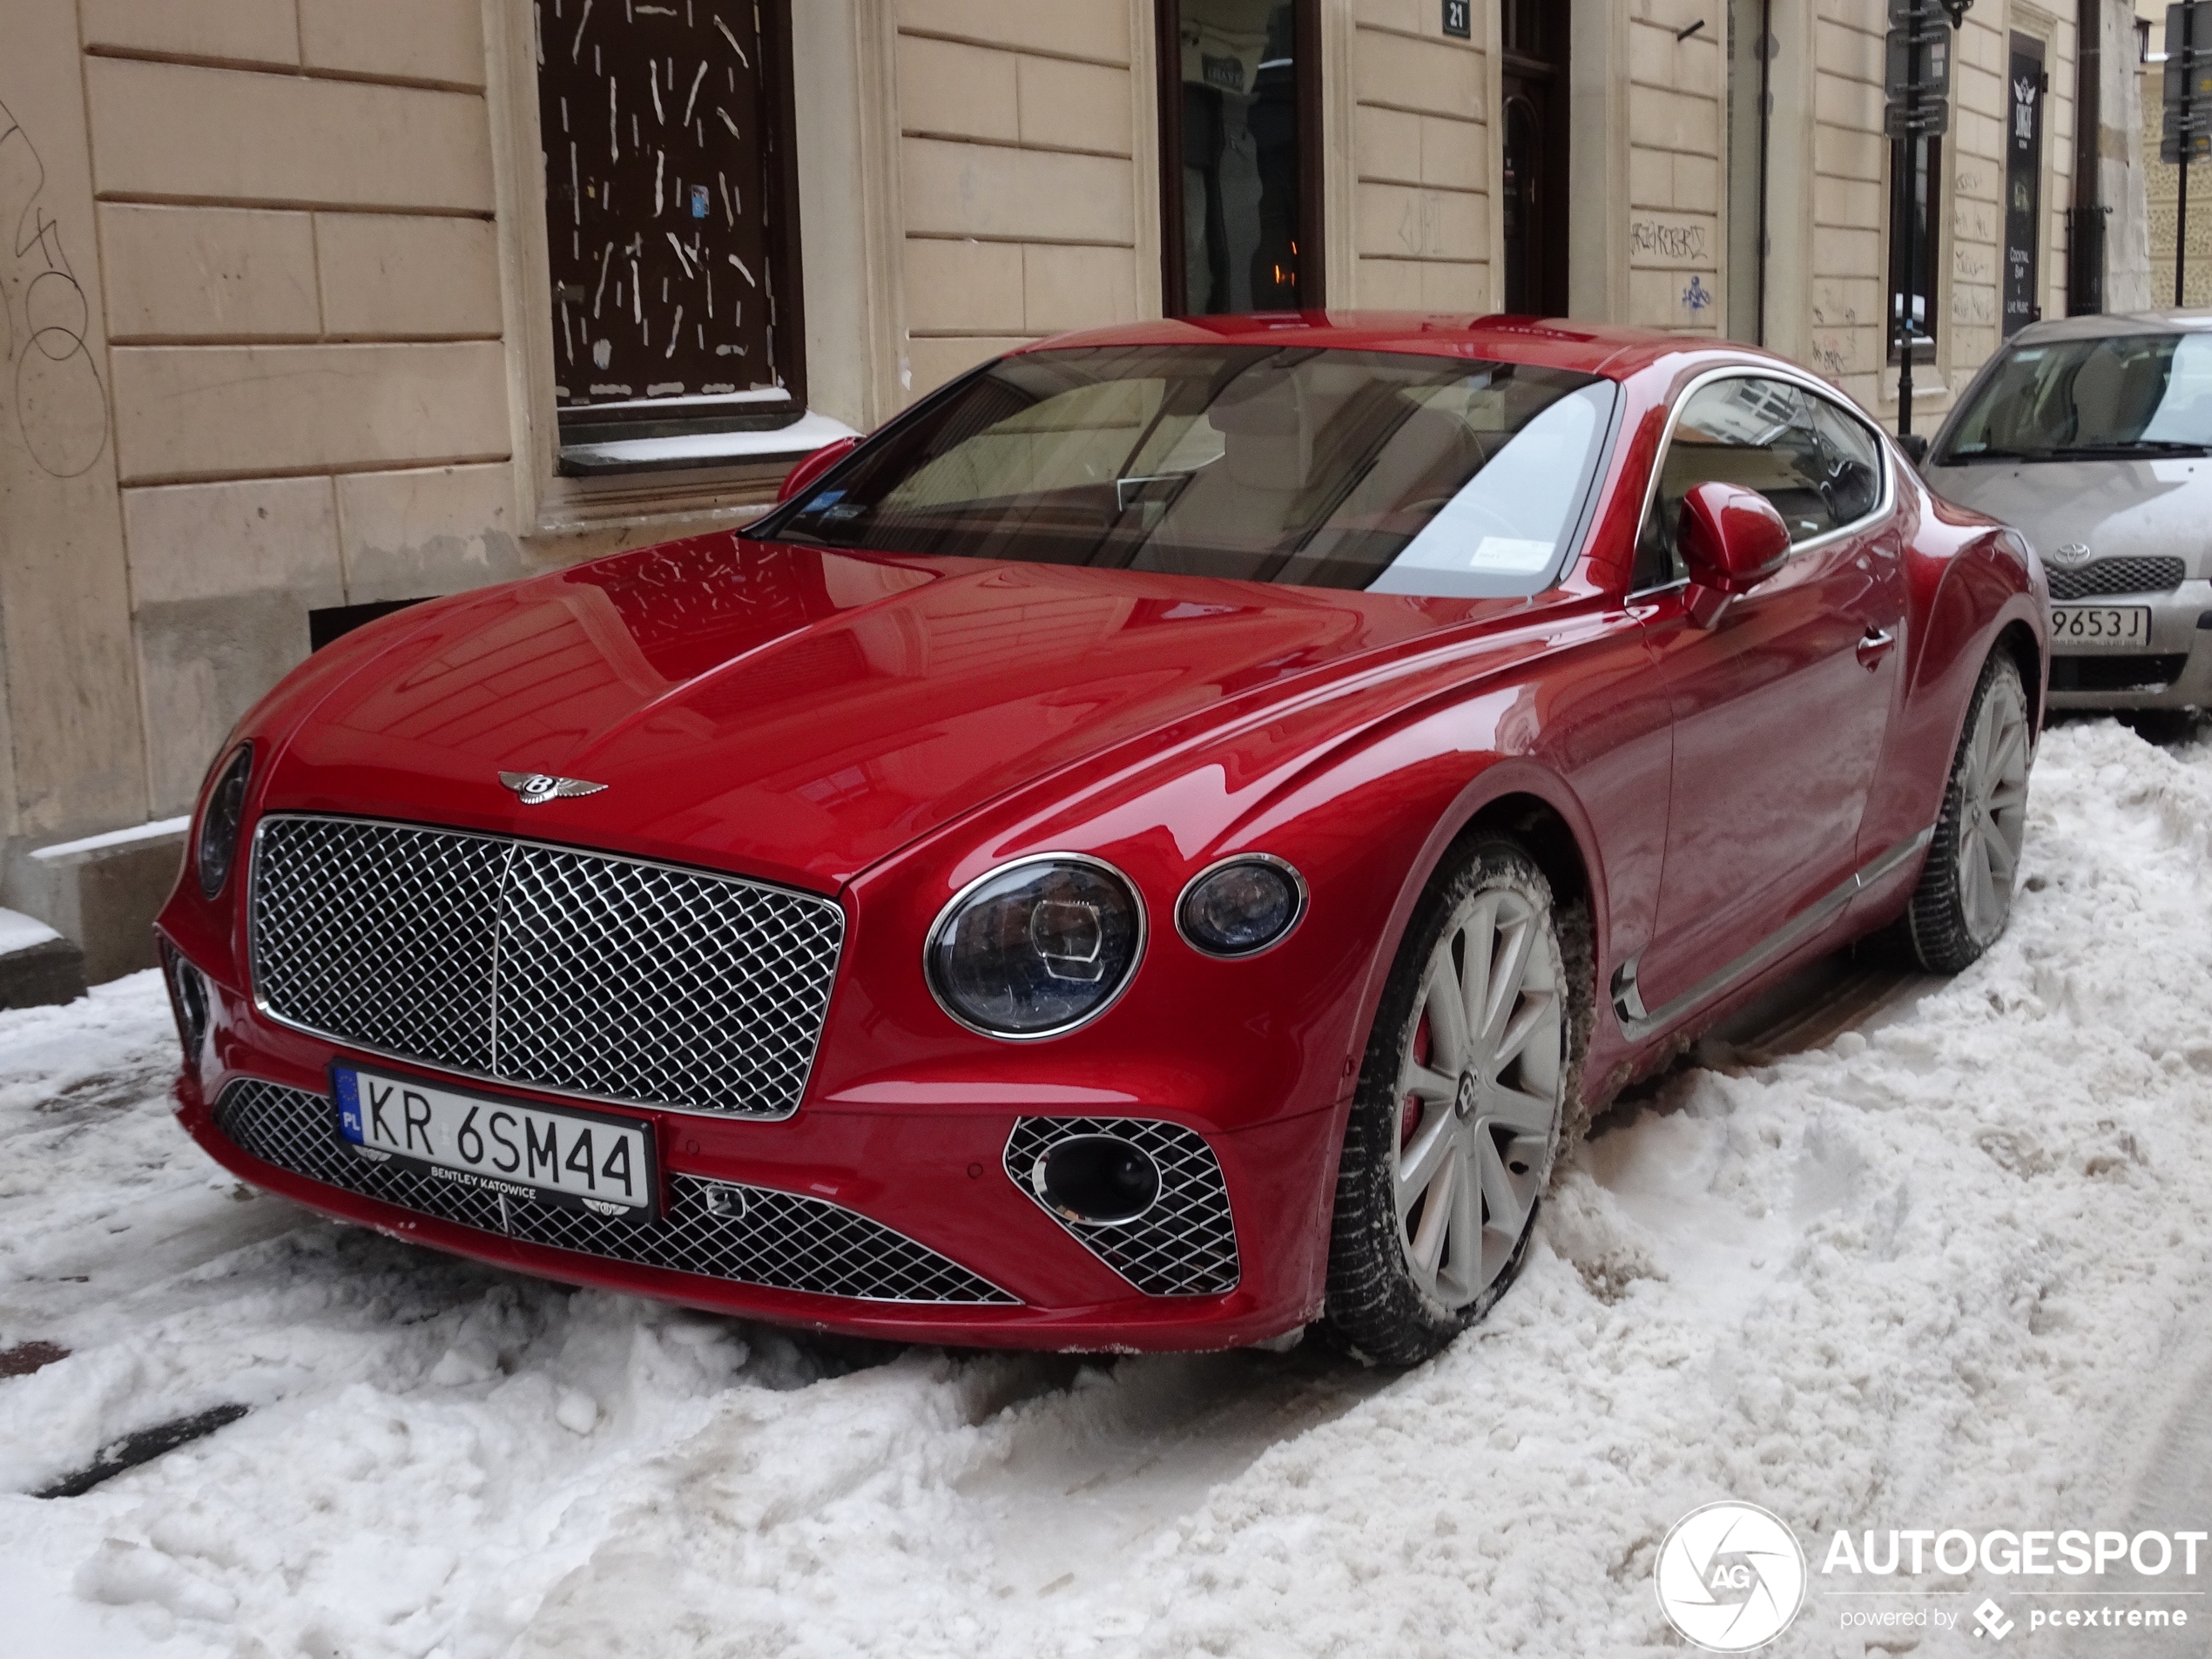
926,855,1144,1039
1177,856,1306,958
196,743,253,899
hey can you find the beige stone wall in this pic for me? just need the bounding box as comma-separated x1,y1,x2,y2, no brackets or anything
1627,3,1724,334
1805,3,1891,406
68,3,521,818
0,0,147,844
1347,0,1492,310
893,0,1156,400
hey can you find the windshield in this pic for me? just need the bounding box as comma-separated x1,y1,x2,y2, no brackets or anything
763,346,1617,598
1937,331,2212,462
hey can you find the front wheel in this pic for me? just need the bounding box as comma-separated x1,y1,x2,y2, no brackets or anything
1322,838,1591,1366
1906,650,2032,973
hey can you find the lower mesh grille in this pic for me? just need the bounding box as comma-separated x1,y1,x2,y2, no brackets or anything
2049,653,2188,693
2047,556,2187,601
215,1079,1015,1305
1003,1116,1238,1297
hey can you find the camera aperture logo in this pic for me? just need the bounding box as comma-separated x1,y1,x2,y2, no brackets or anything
1656,1501,1809,1652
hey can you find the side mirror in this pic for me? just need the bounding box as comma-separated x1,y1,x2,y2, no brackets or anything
1895,432,1929,468
1677,481,1791,627
777,435,861,503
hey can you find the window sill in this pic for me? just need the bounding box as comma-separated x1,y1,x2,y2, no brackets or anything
556,410,860,478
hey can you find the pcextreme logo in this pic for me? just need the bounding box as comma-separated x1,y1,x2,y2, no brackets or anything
1655,1501,1809,1652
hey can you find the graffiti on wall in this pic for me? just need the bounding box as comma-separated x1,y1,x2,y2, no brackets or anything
0,96,108,479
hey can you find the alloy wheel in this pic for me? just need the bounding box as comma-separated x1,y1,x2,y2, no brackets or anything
1956,666,2031,946
1392,887,1566,1311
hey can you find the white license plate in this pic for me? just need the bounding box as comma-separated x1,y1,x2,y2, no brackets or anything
2051,604,2153,652
334,1066,658,1217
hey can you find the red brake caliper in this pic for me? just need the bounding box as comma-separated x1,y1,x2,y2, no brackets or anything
1401,1013,1431,1150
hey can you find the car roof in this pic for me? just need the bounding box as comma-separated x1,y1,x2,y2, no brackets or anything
1002,311,1761,381
2003,307,2212,345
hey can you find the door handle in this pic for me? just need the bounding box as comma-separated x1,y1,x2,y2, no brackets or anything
1856,626,1897,669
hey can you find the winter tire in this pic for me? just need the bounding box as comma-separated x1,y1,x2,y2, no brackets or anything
1323,837,1590,1366
1906,649,2032,974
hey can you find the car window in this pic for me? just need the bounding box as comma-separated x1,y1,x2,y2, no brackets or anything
1804,395,1884,525
889,379,1169,507
1634,376,1878,590
767,345,1618,599
1937,331,2212,462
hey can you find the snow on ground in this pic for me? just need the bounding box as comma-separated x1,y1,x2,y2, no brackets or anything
1,718,2209,1659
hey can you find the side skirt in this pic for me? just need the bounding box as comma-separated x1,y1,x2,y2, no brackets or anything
1608,830,1932,1045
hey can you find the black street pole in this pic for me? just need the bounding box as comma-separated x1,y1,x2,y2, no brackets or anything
2182,152,2192,307
2184,9,2204,308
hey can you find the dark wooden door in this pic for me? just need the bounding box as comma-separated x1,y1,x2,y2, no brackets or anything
1501,0,1570,316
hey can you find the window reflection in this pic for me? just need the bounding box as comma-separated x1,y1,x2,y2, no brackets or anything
1178,0,1302,313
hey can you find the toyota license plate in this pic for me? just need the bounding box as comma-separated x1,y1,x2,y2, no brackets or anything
334,1066,658,1217
2051,604,2152,652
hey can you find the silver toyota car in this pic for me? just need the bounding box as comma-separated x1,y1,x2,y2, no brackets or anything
1926,312,2212,720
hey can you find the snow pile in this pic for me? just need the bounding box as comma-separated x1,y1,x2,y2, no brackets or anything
0,720,2207,1658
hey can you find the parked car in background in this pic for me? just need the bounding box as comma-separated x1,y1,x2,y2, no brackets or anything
158,315,2046,1366
1926,312,2212,733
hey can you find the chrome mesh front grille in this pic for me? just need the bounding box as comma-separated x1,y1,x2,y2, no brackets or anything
215,1079,1016,1305
1003,1116,1239,1297
2047,556,2187,602
250,816,844,1118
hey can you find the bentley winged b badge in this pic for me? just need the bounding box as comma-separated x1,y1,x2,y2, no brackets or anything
499,771,608,806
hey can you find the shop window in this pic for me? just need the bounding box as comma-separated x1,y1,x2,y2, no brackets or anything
2001,35,2046,339
534,0,809,472
1156,0,1323,315
1888,132,1940,365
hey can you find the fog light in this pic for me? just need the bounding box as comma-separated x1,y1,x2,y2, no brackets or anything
1031,1134,1160,1226
1177,855,1306,957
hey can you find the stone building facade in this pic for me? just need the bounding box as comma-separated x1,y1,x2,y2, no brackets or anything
0,0,2149,979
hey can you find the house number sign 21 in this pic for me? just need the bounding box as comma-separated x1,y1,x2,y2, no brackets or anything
1443,0,1471,37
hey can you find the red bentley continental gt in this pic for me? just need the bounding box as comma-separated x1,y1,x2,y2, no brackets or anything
157,315,2047,1363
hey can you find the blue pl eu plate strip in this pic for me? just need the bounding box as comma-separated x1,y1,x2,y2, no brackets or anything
334,1067,364,1144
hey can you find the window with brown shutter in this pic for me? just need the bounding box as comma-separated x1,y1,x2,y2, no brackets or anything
534,0,807,470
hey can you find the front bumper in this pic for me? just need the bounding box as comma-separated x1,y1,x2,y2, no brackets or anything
168,966,1335,1352
2049,580,2212,710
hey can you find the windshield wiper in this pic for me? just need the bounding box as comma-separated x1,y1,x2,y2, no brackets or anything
2056,439,2212,458
1939,447,2056,463
1942,439,2212,464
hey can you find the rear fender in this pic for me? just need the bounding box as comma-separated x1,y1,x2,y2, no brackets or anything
1861,514,2046,861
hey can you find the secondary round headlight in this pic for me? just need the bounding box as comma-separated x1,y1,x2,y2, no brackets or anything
196,743,253,900
926,855,1144,1038
1177,856,1306,957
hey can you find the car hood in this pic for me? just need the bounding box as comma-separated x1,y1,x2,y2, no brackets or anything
264,533,1521,891
1925,455,2212,576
